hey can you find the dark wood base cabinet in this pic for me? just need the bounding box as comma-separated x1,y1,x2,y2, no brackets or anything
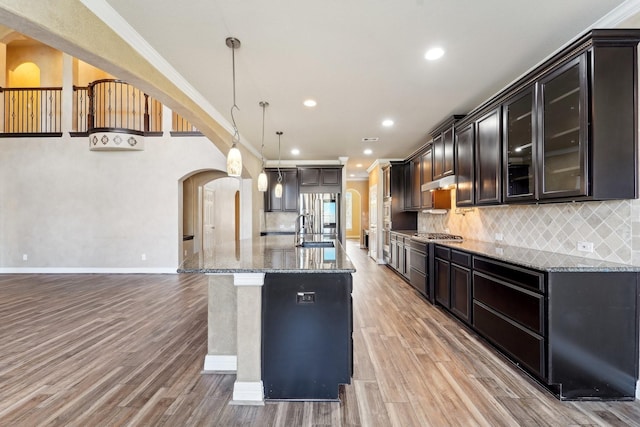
262,273,352,400
432,246,639,400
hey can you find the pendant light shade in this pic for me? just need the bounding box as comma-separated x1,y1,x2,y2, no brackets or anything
258,171,268,192
227,146,242,177
275,131,283,198
257,101,269,191
226,37,243,177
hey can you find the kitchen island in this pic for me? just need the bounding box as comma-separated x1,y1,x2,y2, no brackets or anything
178,235,355,404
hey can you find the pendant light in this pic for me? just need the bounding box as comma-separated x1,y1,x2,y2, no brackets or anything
226,37,242,177
274,131,283,198
257,101,269,191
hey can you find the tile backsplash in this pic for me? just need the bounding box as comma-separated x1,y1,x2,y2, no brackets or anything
418,192,640,265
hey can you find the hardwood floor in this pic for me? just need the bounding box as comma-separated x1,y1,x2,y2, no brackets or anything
1,240,639,426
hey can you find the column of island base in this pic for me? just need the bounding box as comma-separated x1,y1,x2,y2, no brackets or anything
204,273,265,405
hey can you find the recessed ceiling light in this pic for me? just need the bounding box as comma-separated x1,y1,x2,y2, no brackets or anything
356,163,363,168
425,47,445,61
303,99,317,107
350,173,355,177
382,119,394,127
364,148,373,155
291,148,300,155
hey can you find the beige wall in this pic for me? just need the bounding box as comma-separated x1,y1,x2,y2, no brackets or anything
346,180,369,239
73,58,113,86
6,39,61,86
0,132,230,271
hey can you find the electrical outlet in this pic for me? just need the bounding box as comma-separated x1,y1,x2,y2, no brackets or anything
495,233,503,241
577,241,594,253
444,228,450,233
141,253,147,261
22,254,28,261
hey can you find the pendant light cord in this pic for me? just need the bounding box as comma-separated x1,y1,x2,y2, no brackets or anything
276,131,283,183
228,38,240,146
259,101,268,170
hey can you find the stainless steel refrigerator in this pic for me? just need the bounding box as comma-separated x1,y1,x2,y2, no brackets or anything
298,193,340,241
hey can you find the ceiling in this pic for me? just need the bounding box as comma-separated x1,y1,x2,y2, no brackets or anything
91,1,631,177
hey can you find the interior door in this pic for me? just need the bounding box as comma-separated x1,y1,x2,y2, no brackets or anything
203,188,215,249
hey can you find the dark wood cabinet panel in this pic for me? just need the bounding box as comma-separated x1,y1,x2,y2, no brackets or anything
388,162,417,230
431,115,464,181
434,257,450,308
475,108,502,205
473,301,544,378
443,128,455,177
538,56,587,199
451,264,471,323
298,167,342,193
455,124,475,206
503,87,536,202
473,272,543,334
432,135,444,179
299,168,321,186
404,156,422,211
421,147,433,208
265,168,298,212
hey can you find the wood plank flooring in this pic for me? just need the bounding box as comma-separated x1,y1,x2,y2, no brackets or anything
1,240,640,426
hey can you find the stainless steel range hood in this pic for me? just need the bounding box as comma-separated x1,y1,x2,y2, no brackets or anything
421,175,457,192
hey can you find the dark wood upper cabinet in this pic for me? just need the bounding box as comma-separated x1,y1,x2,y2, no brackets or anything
454,29,640,207
503,86,536,202
538,56,587,200
410,156,421,210
298,167,342,193
443,127,455,177
431,115,465,180
475,108,502,205
432,134,444,179
455,123,475,207
420,146,433,208
265,168,298,212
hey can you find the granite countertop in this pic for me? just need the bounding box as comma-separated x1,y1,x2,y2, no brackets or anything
178,235,355,274
419,238,640,273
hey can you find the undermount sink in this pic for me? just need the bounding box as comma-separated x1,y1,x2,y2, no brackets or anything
298,241,335,248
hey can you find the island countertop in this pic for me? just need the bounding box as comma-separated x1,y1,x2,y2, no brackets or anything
178,235,355,274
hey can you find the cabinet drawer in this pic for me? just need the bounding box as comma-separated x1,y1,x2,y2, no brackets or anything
473,272,543,334
409,249,426,274
451,250,471,267
473,301,544,378
435,245,450,260
473,256,544,292
409,267,427,296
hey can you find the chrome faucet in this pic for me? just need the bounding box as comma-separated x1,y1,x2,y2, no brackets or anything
294,213,312,246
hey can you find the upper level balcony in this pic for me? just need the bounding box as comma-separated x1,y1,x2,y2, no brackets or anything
0,79,202,150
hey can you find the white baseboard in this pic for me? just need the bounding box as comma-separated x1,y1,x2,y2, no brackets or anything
203,355,237,372
231,381,264,405
0,267,177,274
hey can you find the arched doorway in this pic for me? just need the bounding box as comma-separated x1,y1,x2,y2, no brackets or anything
179,170,240,262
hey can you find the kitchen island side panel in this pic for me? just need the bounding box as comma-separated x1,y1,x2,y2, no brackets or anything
262,273,353,400
547,271,639,400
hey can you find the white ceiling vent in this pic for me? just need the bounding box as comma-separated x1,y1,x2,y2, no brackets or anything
362,137,379,142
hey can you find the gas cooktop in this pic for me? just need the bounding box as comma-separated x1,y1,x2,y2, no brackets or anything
413,232,464,242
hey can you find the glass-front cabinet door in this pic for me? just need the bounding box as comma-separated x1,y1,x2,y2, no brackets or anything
538,54,588,199
503,87,535,202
